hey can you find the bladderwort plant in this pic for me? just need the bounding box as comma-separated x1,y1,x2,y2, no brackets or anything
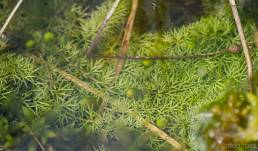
1,0,258,150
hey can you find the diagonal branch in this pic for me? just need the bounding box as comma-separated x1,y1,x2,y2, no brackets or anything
114,0,138,80
0,0,23,35
86,0,121,55
54,68,107,100
144,122,187,151
229,0,254,92
29,127,47,151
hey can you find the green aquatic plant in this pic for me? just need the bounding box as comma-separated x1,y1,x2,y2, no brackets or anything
198,91,258,151
0,0,258,150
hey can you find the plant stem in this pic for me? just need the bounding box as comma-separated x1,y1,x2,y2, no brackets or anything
0,0,23,35
54,68,107,100
86,0,121,55
115,0,138,80
229,0,254,92
91,49,230,61
29,128,47,151
144,122,187,151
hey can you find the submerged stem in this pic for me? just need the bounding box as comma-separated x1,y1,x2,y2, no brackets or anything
229,0,254,92
89,45,241,61
91,50,228,61
115,0,139,80
144,122,187,151
29,128,47,151
86,0,121,55
0,0,23,35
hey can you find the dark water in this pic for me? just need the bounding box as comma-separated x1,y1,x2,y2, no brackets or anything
135,0,204,33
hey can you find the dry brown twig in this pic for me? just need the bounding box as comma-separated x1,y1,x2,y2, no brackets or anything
229,0,254,92
114,0,138,80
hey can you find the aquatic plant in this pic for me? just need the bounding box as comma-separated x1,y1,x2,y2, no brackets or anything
0,0,258,151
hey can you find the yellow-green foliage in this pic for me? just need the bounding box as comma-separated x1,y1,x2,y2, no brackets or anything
0,54,34,88
0,0,257,150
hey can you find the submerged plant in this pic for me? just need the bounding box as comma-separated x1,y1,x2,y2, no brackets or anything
0,0,258,151
198,90,258,151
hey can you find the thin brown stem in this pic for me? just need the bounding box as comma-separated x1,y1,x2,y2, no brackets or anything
91,50,229,61
144,122,187,151
229,0,254,92
54,68,107,100
114,0,138,80
88,45,242,61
